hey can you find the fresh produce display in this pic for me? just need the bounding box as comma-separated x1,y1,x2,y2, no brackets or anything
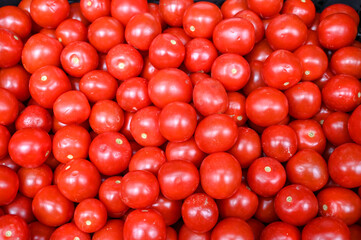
1,0,361,239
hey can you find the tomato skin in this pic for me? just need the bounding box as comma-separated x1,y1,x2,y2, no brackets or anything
22,33,63,74
317,187,361,225
255,197,279,223
225,92,247,126
286,149,328,192
32,185,74,227
106,43,144,81
129,146,166,175
323,112,352,146
262,50,302,90
328,143,361,188
217,183,259,220
163,28,192,46
15,105,52,132
30,0,69,28
120,170,159,209
261,125,298,162
275,184,318,226
266,14,307,51
350,224,361,240
159,0,193,27
220,0,247,19
4,193,35,223
0,88,19,126
89,132,131,176
8,128,51,168
182,193,218,233
281,0,315,26
80,70,118,103
74,198,107,233
260,221,301,240
89,100,124,134
79,0,110,22
93,219,124,240
152,195,182,226
289,119,326,154
0,65,30,102
247,157,286,197
247,0,283,18
130,106,166,147
0,126,10,159
245,39,273,63
211,53,250,91
49,222,91,240
0,29,23,69
330,46,361,79
0,166,19,206
302,217,350,240
183,2,223,39
29,66,71,109
348,105,361,144
235,9,264,43
68,2,90,26
211,217,254,240
111,0,148,26
18,164,53,198
28,221,55,240
184,38,218,73
193,78,228,116
0,214,29,240
213,18,255,56
55,19,87,47
318,13,357,50
57,159,101,202
0,6,32,39
320,3,360,26
123,209,166,240
245,87,289,127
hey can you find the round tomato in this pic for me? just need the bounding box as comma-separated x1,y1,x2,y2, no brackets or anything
15,105,52,132
302,217,350,240
110,0,148,26
0,65,30,102
74,198,107,233
260,221,301,240
93,219,124,240
247,0,283,18
0,166,19,206
89,100,124,134
151,194,182,226
0,215,29,240
80,0,110,22
129,146,166,175
30,0,69,28
348,105,361,144
18,164,53,198
0,28,23,69
211,217,254,240
0,88,18,126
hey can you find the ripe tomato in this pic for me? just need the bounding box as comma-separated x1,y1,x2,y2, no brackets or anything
225,92,247,126
18,164,53,198
0,166,19,206
123,209,166,240
0,88,19,126
211,218,254,240
30,0,69,28
129,146,166,175
184,38,218,73
0,29,23,69
159,0,193,27
247,0,283,18
255,197,279,223
245,39,273,63
182,193,218,233
0,215,29,240
286,149,328,192
330,46,361,79
89,100,124,134
49,222,90,240
110,0,148,26
0,65,30,102
348,105,361,144
152,194,182,226
0,125,10,159
28,221,55,240
247,157,286,197
281,0,315,26
93,219,124,240
320,3,360,26
0,6,32,39
55,19,87,47
302,217,350,240
235,9,264,43
15,105,52,132
322,112,352,146
80,0,110,22
74,198,107,233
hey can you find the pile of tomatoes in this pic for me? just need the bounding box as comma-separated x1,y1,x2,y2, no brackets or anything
1,0,361,239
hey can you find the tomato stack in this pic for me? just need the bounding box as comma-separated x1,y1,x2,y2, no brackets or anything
0,0,361,239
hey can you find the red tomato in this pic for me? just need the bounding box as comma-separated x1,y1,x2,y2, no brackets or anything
69,2,90,26
247,157,286,197
15,105,52,132
89,132,131,176
80,70,118,103
255,197,279,223
93,219,124,240
152,194,182,226
302,217,350,240
0,29,23,69
184,38,218,73
323,112,352,146
275,184,318,226
116,77,151,112
30,0,69,28
317,187,361,225
120,170,159,209
245,87,289,127
106,43,143,80
149,33,185,69
348,105,361,144
281,0,315,26
0,215,29,240
0,126,10,159
110,0,148,26
80,0,110,22
350,225,361,240
245,39,273,63
328,143,361,188
163,27,192,45
225,92,247,126
74,198,107,233
262,50,303,90
242,61,266,96
285,82,322,120
211,53,250,91
148,68,192,108
183,2,223,39
129,146,166,175
28,221,55,240
318,13,357,50
182,193,218,233
213,18,255,55
0,88,19,126
0,166,19,206
123,209,166,240
130,106,166,147
330,46,361,79
60,41,99,77
8,128,51,168
125,13,161,51
261,125,298,162
32,185,74,227
217,183,259,220
320,3,360,25
0,65,30,102
220,0,247,18
289,119,326,154
18,164,53,198
159,0,193,27
55,19,87,46
260,221,301,240
235,9,264,43
57,159,101,202
49,222,90,240
89,100,124,134
193,78,228,116
22,33,63,74
0,6,32,39
286,149,328,192
211,217,254,240
247,0,283,18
